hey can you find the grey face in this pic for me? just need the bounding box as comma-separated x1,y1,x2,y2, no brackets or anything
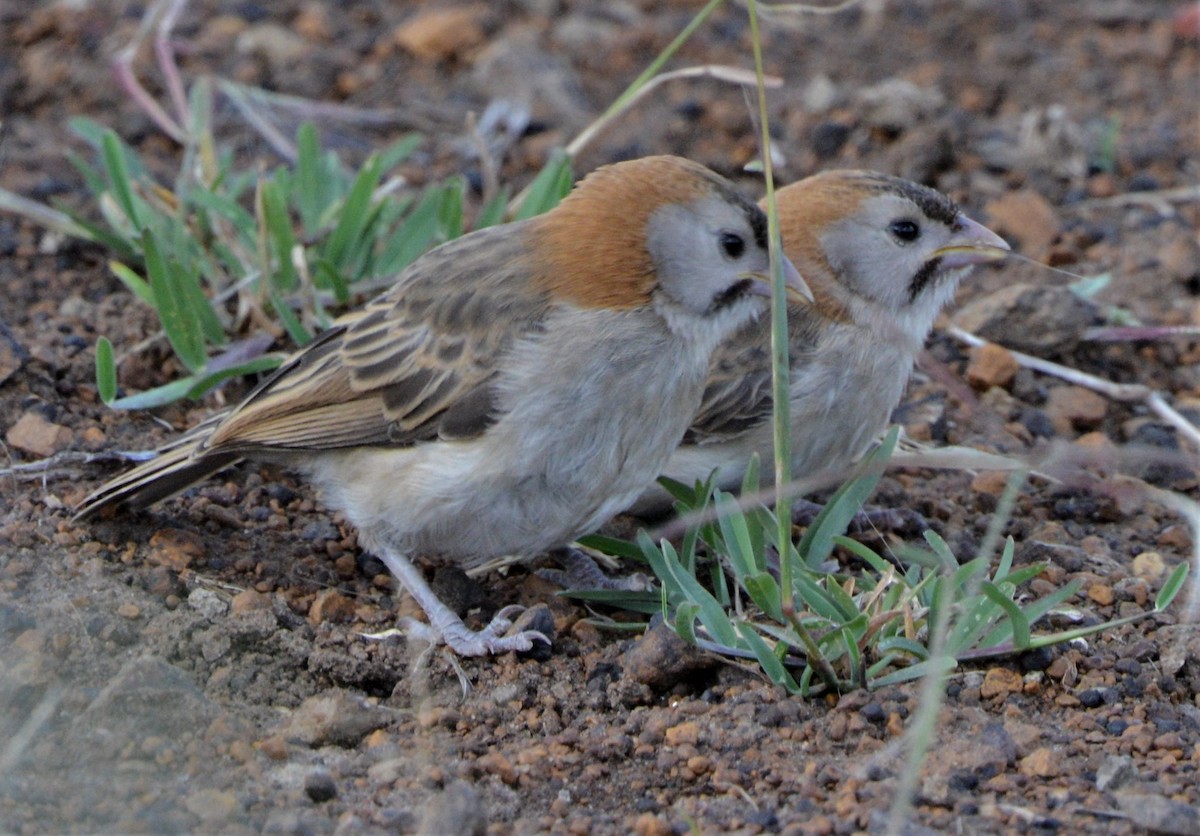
644,195,773,317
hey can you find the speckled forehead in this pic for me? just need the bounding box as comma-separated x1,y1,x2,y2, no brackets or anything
770,170,962,248
829,171,961,226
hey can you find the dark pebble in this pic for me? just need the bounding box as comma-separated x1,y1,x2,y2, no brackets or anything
1018,408,1056,439
264,483,299,505
1019,646,1056,672
948,771,980,791
1127,173,1161,192
1106,718,1129,736
811,122,851,159
676,100,705,120
1113,658,1141,676
300,520,339,542
304,770,337,803
357,552,386,578
1077,688,1105,708
860,702,886,724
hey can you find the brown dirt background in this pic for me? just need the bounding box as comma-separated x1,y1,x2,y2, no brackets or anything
1,1,1199,833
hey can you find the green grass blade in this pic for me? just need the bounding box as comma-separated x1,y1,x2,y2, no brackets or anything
798,427,898,569
979,581,1031,649
101,131,144,231
744,572,783,621
268,290,312,346
514,149,573,220
674,602,701,644
639,532,737,647
869,655,957,689
260,178,299,291
1156,562,1189,610
575,534,647,562
738,623,799,691
108,261,155,306
294,123,323,234
95,337,117,404
107,354,284,410
474,186,511,230
376,185,445,275
143,231,206,372
378,133,424,170
831,535,891,575
313,259,351,307
324,154,383,269
438,176,465,240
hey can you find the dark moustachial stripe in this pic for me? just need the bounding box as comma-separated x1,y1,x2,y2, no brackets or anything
907,255,942,303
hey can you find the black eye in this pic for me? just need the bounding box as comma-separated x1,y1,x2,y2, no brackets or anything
720,232,746,259
890,220,920,243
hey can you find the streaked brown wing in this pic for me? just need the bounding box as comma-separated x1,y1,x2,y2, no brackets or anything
205,224,550,453
684,304,824,445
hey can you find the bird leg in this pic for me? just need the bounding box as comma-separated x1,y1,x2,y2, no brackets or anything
790,500,928,536
537,545,652,592
376,547,551,657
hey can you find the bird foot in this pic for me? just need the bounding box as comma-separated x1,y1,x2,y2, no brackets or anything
791,499,928,536
377,547,552,658
402,605,551,657
538,545,651,592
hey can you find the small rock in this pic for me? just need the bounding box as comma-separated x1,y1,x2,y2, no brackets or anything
632,813,673,836
146,529,206,571
478,750,518,786
0,324,29,386
188,588,229,620
1116,792,1200,836
509,603,555,661
237,23,308,70
970,471,1010,497
184,788,240,824
952,284,1099,356
395,6,486,61
304,769,338,803
855,78,945,132
1087,583,1114,606
983,190,1062,258
417,781,486,836
6,410,72,457
1131,551,1166,582
256,735,288,761
1152,623,1200,676
116,603,141,620
284,690,388,747
980,667,1023,699
1044,385,1108,432
1018,746,1059,778
230,588,272,615
293,2,332,42
664,721,701,747
966,343,1019,390
308,588,356,625
621,618,719,691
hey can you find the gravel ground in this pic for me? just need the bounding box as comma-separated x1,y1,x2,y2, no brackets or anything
2,1,1199,832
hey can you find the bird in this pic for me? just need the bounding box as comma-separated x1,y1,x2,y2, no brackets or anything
75,155,808,657
628,169,1010,515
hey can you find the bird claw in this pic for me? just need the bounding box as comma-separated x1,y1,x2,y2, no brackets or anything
539,545,652,592
400,607,552,657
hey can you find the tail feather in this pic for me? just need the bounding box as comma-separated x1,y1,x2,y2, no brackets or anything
73,439,243,521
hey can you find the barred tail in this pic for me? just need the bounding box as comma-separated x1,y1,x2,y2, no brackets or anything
73,435,243,521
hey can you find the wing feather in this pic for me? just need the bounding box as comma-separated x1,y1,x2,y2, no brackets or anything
685,305,825,445
205,224,549,453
